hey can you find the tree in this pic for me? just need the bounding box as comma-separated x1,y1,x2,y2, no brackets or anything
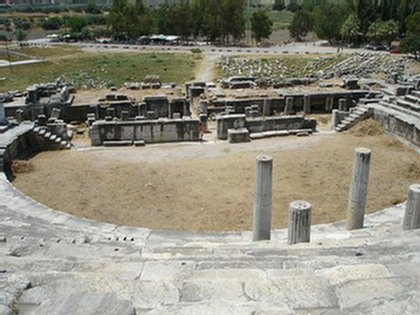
107,0,129,40
14,28,27,46
221,0,246,43
340,13,361,43
288,10,313,41
171,4,193,41
380,0,398,21
40,17,62,31
313,3,346,44
250,9,273,44
190,0,245,44
85,3,102,14
354,0,379,35
366,19,398,45
0,33,8,41
399,33,420,60
302,0,328,12
273,0,285,11
108,0,154,41
287,2,301,12
190,0,205,39
13,17,31,31
398,0,420,33
154,5,176,36
405,11,420,36
66,16,87,33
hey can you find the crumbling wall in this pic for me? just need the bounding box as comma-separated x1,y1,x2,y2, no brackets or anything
90,118,200,146
0,123,35,174
374,109,420,148
246,116,315,134
216,114,316,140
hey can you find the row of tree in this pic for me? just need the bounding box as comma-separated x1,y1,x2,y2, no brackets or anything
108,0,273,44
5,0,270,45
289,0,420,45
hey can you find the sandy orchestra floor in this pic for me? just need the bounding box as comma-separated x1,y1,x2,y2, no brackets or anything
11,119,420,232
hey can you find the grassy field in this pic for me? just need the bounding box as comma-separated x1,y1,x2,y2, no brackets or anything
267,10,294,31
0,46,198,91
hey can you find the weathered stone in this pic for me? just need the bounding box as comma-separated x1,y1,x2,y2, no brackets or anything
252,155,272,241
403,184,420,230
228,128,249,143
288,200,311,244
346,148,371,230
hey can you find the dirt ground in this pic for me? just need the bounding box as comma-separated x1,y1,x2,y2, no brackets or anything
8,43,420,232
11,119,420,232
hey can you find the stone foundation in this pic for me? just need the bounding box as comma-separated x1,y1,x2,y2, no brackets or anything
217,114,316,140
90,118,200,146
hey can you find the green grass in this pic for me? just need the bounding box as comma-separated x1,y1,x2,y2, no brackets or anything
267,10,294,31
0,46,197,91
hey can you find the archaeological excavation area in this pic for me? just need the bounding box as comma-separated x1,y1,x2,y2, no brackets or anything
1,47,420,315
0,50,418,232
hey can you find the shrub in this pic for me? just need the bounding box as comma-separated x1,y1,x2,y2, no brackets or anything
40,17,62,30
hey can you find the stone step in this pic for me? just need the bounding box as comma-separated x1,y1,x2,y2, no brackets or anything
14,261,420,314
369,103,420,126
49,134,57,141
250,130,289,140
38,129,46,136
133,140,146,147
54,137,62,144
19,291,135,315
359,98,380,105
342,118,354,125
44,132,51,139
348,113,360,120
380,87,395,96
335,124,345,132
103,140,133,147
404,94,419,104
352,109,367,116
396,99,420,112
412,90,420,98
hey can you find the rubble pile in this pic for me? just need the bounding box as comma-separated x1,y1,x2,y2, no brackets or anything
217,53,410,88
59,73,114,90
217,56,309,83
326,52,407,78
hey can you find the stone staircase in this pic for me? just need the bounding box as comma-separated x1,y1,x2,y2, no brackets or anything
32,126,71,150
0,171,419,314
364,89,420,148
335,105,373,132
374,91,420,120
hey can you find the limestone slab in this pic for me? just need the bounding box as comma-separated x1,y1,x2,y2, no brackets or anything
335,276,416,309
315,264,391,286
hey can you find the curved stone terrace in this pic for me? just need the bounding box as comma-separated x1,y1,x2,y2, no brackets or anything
1,167,420,314
1,116,420,314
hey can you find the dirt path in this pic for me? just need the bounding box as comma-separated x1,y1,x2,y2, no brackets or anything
195,53,218,82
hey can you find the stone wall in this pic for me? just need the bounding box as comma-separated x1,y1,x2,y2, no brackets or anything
0,123,35,174
216,114,316,140
5,94,188,124
246,116,316,134
90,118,200,146
373,108,420,148
208,91,371,116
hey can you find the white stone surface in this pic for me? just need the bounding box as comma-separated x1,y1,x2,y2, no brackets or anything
0,171,420,314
